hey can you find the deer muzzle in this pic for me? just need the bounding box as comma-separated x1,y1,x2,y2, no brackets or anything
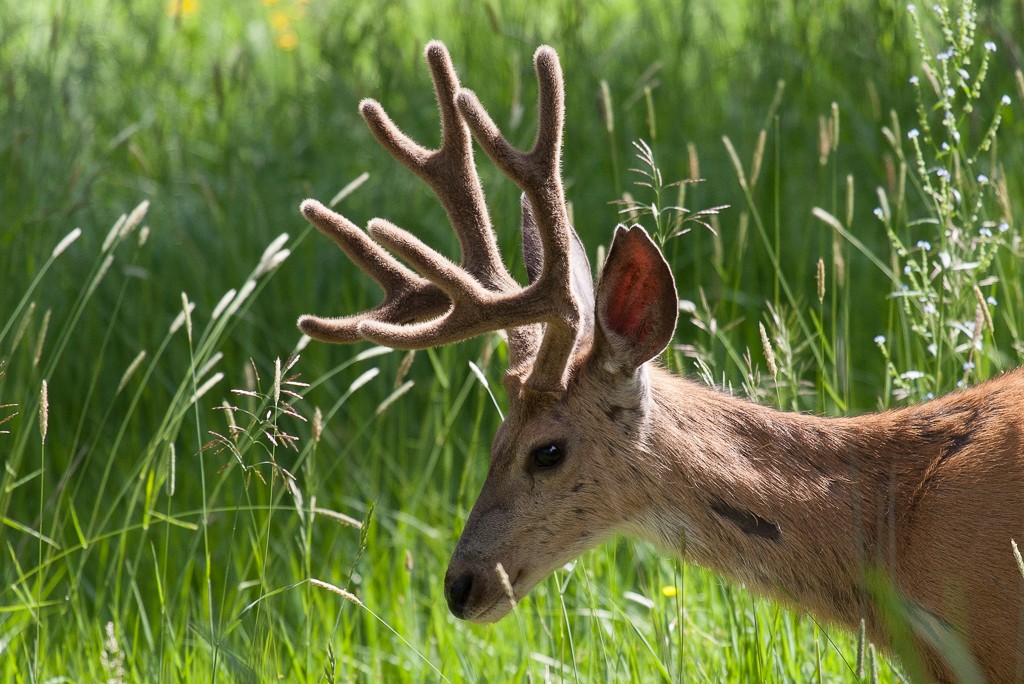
443,558,523,622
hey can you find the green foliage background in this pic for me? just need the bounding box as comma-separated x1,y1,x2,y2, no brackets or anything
1,0,1022,680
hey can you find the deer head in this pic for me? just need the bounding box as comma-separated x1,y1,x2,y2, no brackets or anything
299,41,678,622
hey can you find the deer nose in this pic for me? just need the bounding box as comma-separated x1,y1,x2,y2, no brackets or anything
444,571,475,618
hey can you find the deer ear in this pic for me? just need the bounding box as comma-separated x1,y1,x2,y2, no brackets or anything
595,225,678,372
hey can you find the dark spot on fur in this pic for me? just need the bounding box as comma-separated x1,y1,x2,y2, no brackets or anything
711,499,781,542
902,404,985,532
909,404,982,462
574,508,588,517
944,427,974,460
571,481,584,493
603,404,624,422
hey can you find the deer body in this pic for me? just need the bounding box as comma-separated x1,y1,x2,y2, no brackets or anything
299,41,1024,681
640,367,1024,680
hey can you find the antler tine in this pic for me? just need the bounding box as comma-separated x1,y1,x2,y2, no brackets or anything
296,199,450,343
357,216,552,350
358,41,512,291
455,47,569,257
367,217,487,298
455,46,589,393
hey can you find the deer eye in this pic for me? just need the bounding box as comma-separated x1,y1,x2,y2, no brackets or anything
531,443,564,470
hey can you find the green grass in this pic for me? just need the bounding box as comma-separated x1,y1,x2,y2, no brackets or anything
1,0,1022,680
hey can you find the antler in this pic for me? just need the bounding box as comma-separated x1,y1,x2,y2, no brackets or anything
299,42,593,393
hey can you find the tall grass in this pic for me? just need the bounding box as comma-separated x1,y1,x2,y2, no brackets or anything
1,0,1022,680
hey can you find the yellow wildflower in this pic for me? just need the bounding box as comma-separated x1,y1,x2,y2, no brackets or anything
276,31,298,51
166,0,198,17
271,10,291,31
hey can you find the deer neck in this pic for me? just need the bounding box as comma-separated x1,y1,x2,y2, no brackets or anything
628,365,930,631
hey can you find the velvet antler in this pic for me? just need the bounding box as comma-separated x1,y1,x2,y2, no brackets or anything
299,41,593,392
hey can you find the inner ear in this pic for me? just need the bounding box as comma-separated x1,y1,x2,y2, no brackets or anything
595,225,678,372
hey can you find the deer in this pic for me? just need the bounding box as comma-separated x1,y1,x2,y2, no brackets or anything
297,41,1024,682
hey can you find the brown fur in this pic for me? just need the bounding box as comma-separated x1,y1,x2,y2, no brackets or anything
299,41,1024,681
